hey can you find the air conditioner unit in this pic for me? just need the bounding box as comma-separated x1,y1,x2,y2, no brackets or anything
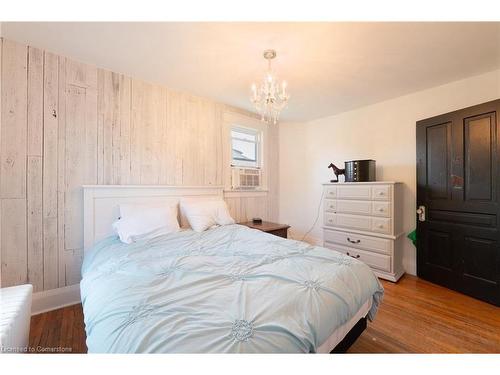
231,167,262,190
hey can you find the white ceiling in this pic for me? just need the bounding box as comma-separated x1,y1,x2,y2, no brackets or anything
3,22,500,121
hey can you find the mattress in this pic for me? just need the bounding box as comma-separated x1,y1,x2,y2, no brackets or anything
81,224,384,353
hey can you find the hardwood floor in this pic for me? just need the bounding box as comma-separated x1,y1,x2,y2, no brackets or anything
29,304,87,353
29,275,500,353
349,275,500,353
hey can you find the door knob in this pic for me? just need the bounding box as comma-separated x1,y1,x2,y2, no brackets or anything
416,206,426,222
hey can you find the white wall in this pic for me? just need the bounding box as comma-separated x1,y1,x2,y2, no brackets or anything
279,68,500,275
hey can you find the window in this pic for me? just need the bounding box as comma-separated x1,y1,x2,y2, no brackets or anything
231,126,261,168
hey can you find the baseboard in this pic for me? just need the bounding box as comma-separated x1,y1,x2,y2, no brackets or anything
31,284,81,316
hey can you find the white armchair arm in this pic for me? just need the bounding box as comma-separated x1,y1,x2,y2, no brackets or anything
0,284,33,353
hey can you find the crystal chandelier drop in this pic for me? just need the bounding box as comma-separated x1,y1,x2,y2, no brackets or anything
250,49,290,124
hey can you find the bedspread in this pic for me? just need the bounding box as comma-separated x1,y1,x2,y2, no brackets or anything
80,224,383,353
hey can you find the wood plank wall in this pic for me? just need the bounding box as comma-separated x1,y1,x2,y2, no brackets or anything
0,38,279,292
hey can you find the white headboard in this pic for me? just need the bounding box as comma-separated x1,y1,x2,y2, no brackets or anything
83,185,224,251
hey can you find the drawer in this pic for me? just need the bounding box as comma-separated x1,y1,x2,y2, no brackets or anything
325,187,337,199
267,228,288,239
325,213,392,235
371,217,391,234
371,201,391,217
371,185,391,201
324,199,337,212
325,243,391,272
324,213,336,226
337,185,372,200
327,199,392,218
324,213,371,231
336,200,372,215
323,229,392,255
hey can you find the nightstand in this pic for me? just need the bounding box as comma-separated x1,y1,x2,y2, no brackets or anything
239,221,290,239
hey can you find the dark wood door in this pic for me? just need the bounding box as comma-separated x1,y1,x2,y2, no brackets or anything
416,99,500,306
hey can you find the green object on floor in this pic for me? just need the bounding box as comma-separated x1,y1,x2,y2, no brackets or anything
407,229,417,247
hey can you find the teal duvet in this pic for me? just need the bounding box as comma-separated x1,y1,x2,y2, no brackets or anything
80,224,383,353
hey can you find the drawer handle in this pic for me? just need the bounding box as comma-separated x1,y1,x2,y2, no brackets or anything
378,207,384,212
378,192,384,196
377,224,384,228
346,252,360,259
347,237,360,244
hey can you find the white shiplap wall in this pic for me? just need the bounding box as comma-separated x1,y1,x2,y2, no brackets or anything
0,38,279,292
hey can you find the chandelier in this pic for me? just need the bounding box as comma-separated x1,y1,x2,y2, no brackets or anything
250,49,289,124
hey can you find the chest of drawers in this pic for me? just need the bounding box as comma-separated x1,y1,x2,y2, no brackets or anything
322,182,405,282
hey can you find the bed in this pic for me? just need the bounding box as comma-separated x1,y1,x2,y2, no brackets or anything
81,185,384,353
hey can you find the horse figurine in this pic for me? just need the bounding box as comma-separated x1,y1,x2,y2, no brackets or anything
328,163,345,183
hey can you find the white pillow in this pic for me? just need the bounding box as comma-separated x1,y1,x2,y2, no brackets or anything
180,200,235,232
112,204,180,244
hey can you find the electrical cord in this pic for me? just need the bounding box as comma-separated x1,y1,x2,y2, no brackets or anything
300,188,325,242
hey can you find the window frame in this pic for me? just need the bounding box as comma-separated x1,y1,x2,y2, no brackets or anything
230,125,262,169
222,111,269,194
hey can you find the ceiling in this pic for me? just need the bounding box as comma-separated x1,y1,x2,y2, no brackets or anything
3,22,500,121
